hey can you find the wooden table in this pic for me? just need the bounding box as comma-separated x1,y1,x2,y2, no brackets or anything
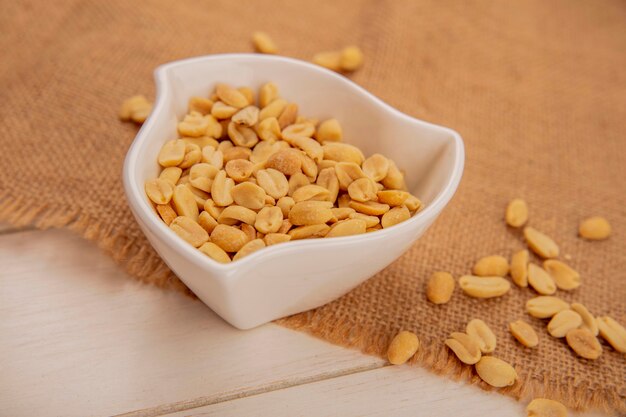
0,225,605,417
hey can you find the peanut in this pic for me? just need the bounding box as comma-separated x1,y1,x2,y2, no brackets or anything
156,204,177,226
293,184,330,202
543,260,580,290
466,319,497,353
527,263,556,295
425,271,455,304
524,227,559,258
472,255,509,277
198,242,231,263
570,303,598,336
189,163,218,192
323,142,364,165
509,320,539,348
256,116,282,141
231,182,267,210
312,51,342,71
381,205,411,228
255,206,284,234
252,31,278,54
325,218,366,238
225,159,254,182
278,103,298,129
348,212,380,228
198,211,218,234
547,309,583,338
475,356,517,388
445,332,481,364
340,46,364,71
362,154,389,182
505,198,528,228
170,216,209,248
211,101,238,119
566,328,602,360
526,399,567,417
158,140,186,167
119,95,152,123
210,224,248,253
578,216,611,240
159,166,183,185
376,190,409,207
381,160,406,190
216,83,248,108
264,233,292,246
510,249,529,287
188,97,213,115
289,201,334,225
349,200,390,216
266,149,302,175
458,275,511,298
387,331,420,365
145,179,173,205
218,205,257,226
232,106,259,127
256,168,289,199
233,239,266,261
597,316,626,353
316,167,340,202
228,122,259,148
314,119,342,143
211,170,235,207
288,224,330,239
172,184,199,221
526,296,570,319
276,196,296,217
259,82,279,108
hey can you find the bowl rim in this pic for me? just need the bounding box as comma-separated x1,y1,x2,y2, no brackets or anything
123,53,465,273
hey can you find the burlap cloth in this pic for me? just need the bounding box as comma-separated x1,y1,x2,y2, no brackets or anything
1,0,625,413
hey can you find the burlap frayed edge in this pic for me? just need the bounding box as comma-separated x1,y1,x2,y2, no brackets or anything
2,191,623,414
0,192,191,296
276,313,625,415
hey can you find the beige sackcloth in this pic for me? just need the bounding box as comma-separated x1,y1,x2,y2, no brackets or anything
1,0,624,413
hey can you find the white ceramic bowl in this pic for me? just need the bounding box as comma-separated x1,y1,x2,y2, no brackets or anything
123,54,464,329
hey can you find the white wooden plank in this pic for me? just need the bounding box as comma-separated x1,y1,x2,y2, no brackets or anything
170,365,607,417
0,229,384,417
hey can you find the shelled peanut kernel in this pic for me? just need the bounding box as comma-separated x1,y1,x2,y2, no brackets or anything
146,82,423,262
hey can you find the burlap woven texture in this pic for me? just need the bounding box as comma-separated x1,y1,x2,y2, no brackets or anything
1,0,625,413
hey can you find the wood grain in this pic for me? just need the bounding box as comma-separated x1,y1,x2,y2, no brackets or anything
0,229,383,417
168,365,606,417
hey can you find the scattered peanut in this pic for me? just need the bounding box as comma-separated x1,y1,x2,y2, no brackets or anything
527,263,557,295
510,249,529,287
570,303,598,336
526,296,570,319
526,399,567,417
578,216,611,240
509,320,539,348
597,316,626,353
566,328,602,359
547,310,583,338
524,227,559,259
426,271,455,304
445,332,482,364
119,95,152,124
458,275,511,298
387,330,420,365
543,260,580,291
251,31,278,54
475,356,517,388
472,255,509,277
466,319,497,353
505,198,528,228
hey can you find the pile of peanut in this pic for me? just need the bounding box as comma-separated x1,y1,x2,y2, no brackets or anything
387,200,622,416
143,82,422,263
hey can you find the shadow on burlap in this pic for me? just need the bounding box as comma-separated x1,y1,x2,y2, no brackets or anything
1,0,624,413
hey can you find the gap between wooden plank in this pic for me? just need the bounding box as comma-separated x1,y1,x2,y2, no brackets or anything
116,363,385,417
